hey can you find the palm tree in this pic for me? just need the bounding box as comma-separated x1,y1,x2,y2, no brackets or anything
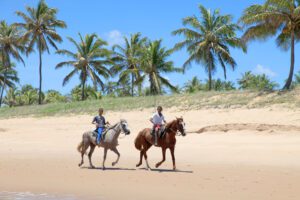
3,87,18,107
183,76,202,93
16,0,66,104
139,40,182,95
0,21,25,107
112,33,147,96
172,4,246,90
294,71,300,84
56,33,111,101
240,0,300,90
0,64,19,94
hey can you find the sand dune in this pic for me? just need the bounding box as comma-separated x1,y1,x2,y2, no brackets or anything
196,123,300,133
0,108,300,200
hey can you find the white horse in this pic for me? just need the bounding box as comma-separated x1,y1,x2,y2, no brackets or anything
77,119,130,169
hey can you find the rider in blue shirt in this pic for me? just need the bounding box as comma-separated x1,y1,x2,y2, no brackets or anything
92,108,108,144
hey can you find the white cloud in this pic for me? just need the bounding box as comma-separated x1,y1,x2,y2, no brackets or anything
105,30,124,46
254,64,276,77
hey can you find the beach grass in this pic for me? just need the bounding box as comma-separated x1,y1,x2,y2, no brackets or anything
1,89,300,118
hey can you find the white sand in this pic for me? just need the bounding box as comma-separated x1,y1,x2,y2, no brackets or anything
0,108,300,200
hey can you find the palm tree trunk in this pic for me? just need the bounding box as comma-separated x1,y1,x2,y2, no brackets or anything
38,44,43,105
81,79,86,101
131,73,134,97
283,30,295,90
0,53,9,107
208,66,212,91
0,71,6,107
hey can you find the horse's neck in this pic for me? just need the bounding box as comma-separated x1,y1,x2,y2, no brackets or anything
166,120,177,131
112,124,121,139
165,121,177,137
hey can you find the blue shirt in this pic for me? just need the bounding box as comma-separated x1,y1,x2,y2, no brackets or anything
93,115,106,128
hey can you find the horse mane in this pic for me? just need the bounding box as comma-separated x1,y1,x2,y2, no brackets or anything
107,122,119,130
165,119,177,131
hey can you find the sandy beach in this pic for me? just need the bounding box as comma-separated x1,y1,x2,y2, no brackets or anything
1,108,300,200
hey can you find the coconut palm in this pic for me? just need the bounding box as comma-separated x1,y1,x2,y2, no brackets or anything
0,64,19,100
294,71,300,84
16,0,66,104
240,0,300,90
238,71,278,90
172,4,245,90
0,21,25,107
3,87,18,107
112,33,147,96
139,40,182,95
70,85,101,101
183,76,202,93
56,33,111,101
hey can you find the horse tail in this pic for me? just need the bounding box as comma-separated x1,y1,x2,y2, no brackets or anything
77,140,83,153
77,132,88,154
134,132,143,150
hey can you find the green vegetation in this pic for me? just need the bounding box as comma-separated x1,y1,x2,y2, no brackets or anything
0,1,300,110
238,71,279,90
112,33,146,96
0,21,25,107
16,0,66,104
56,33,111,101
173,5,245,90
240,0,300,90
139,40,182,95
1,89,300,118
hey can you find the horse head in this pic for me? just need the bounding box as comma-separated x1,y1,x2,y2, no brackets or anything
175,116,186,136
120,119,130,135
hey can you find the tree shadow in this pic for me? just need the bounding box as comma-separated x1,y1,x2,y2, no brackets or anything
138,167,193,173
80,166,136,171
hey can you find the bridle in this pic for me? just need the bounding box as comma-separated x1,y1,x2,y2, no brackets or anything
166,120,184,136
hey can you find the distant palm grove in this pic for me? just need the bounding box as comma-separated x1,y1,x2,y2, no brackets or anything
0,0,300,107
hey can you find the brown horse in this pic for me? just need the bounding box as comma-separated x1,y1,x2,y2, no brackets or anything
134,117,186,170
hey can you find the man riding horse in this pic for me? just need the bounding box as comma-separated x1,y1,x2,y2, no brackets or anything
150,106,166,146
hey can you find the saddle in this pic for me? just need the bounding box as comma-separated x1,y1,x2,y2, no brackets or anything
92,128,108,140
151,125,166,138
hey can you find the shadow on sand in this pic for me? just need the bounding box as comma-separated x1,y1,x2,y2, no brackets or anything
80,166,193,173
138,167,193,173
81,166,136,171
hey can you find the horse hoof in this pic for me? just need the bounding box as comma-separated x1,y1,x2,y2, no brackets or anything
155,164,159,168
78,163,82,167
90,165,95,169
102,167,106,171
112,162,116,166
136,163,141,167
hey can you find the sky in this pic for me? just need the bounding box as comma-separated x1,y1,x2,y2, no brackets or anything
1,0,299,94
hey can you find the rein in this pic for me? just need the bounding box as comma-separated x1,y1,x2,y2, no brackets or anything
109,123,127,139
165,121,181,136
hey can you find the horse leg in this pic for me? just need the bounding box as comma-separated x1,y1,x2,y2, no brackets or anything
88,144,96,168
102,147,108,170
136,150,143,167
78,141,89,167
155,147,166,168
143,144,151,170
111,147,120,166
170,146,176,170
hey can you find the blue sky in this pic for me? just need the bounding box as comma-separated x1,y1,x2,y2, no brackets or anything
1,0,299,94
